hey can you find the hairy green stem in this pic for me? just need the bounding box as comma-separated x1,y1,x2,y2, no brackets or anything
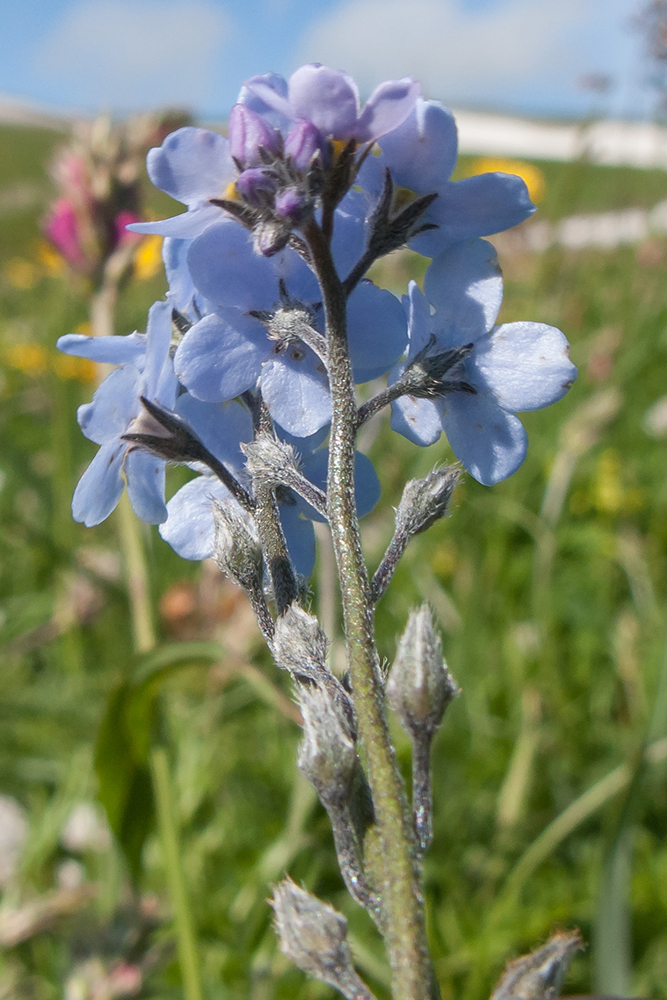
303,219,437,1000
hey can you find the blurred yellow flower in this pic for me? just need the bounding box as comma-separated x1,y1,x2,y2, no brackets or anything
36,239,67,276
134,235,163,281
468,158,546,204
2,343,96,383
5,258,39,291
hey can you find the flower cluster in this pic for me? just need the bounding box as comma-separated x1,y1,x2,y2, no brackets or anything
61,63,575,575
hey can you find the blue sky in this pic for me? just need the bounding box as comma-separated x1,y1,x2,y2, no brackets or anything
2,0,657,121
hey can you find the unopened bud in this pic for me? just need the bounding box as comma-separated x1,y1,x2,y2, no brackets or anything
271,879,372,998
284,120,329,171
296,682,357,803
212,499,263,592
228,104,278,168
254,216,291,257
236,167,276,206
272,603,328,675
395,465,460,540
243,433,301,491
490,930,583,1000
387,605,459,737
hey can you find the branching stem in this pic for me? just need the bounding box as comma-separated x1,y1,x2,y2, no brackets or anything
302,217,437,1000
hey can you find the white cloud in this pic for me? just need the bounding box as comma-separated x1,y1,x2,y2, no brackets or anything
34,0,231,111
297,0,635,114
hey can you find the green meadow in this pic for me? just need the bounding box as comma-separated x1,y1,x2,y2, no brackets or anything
1,120,667,999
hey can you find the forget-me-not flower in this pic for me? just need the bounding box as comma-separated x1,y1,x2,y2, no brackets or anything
390,239,577,485
57,300,177,525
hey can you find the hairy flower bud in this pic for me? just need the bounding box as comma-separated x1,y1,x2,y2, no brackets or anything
275,187,308,223
271,879,374,999
236,167,277,207
284,120,329,171
490,930,583,1000
395,465,460,539
243,433,302,490
211,499,263,593
387,605,459,737
228,103,278,168
296,682,357,803
272,603,328,675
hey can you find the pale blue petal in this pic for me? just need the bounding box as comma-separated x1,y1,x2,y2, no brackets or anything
146,127,234,205
471,322,577,412
412,173,535,256
125,449,167,524
355,78,420,143
276,424,330,457
128,204,222,239
57,332,146,367
288,64,359,138
187,220,279,312
72,440,125,526
332,192,368,280
77,366,141,445
299,449,380,523
355,151,386,200
160,475,229,560
391,394,444,447
176,394,253,470
261,349,331,436
163,237,196,312
347,282,407,382
424,239,503,344
442,391,527,485
174,312,266,401
405,282,434,357
279,500,316,578
379,98,457,193
238,72,291,132
143,300,174,398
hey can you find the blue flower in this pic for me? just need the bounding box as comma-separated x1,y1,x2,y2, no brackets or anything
57,300,177,525
172,215,407,437
159,399,380,578
358,98,535,257
390,239,577,485
242,64,420,145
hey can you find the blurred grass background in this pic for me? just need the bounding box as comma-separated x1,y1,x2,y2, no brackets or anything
1,118,667,1000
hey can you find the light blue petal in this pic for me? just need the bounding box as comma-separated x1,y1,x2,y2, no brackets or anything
241,73,293,129
279,500,316,578
261,349,331,437
174,312,266,402
125,449,167,524
146,127,234,205
77,366,141,445
160,475,230,560
332,190,368,280
57,332,146,367
390,394,444,447
288,64,359,139
471,322,577,412
442,390,527,485
128,204,223,239
424,239,503,345
355,78,420,143
405,281,434,357
72,440,125,526
143,300,174,399
411,173,535,256
347,282,407,382
187,220,279,312
176,394,253,470
276,423,329,458
299,449,380,523
379,99,457,193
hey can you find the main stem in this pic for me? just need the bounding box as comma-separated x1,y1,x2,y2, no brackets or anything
304,220,436,1000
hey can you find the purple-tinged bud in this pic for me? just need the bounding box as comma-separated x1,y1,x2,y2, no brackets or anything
275,187,308,223
228,103,278,168
236,167,276,206
284,120,329,171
